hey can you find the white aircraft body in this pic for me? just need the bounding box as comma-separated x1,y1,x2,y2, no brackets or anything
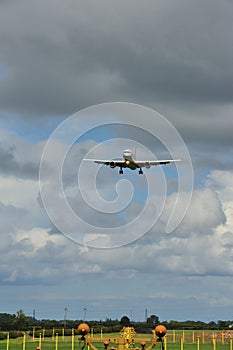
84,149,181,174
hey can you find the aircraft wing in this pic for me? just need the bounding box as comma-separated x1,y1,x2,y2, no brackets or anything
135,159,181,167
84,159,125,166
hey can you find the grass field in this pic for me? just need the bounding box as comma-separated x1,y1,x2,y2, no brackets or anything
0,332,232,350
0,342,231,350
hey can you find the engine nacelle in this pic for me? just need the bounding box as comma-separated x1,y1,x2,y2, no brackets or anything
110,161,116,168
145,162,151,169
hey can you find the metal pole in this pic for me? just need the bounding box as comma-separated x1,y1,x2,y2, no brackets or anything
173,330,176,343
22,332,26,350
39,332,42,350
6,332,9,350
222,332,225,345
164,335,167,350
197,336,200,350
180,336,184,350
72,329,75,350
213,336,216,350
64,307,68,329
56,333,58,350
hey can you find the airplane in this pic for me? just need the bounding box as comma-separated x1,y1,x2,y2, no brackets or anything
84,148,181,174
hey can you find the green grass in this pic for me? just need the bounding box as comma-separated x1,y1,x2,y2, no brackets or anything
0,343,230,350
0,333,232,350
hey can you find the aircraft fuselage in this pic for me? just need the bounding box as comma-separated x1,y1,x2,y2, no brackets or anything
123,149,138,170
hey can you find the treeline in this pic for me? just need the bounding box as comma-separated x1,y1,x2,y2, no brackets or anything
162,320,233,331
0,310,232,332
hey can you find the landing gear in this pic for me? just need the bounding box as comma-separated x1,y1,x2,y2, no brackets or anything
119,169,123,174
139,169,143,175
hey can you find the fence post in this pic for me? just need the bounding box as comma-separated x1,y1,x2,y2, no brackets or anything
173,330,176,343
213,335,216,350
6,332,9,350
164,335,167,350
39,332,42,349
192,331,195,344
56,333,58,350
230,337,232,350
182,331,185,344
23,332,26,350
222,332,225,345
197,336,200,350
180,336,184,350
202,331,205,344
72,328,75,350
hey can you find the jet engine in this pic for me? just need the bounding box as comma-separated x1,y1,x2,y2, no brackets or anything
145,162,151,169
109,161,116,168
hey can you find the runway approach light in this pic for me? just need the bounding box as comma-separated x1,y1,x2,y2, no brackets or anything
155,325,167,340
140,341,146,350
104,340,110,349
77,323,90,340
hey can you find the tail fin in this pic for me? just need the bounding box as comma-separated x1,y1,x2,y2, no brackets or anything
133,145,136,160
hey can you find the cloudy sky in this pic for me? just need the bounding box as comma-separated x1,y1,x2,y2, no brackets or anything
0,0,233,322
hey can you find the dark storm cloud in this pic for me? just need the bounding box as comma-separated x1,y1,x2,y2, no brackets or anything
0,0,232,117
0,144,38,179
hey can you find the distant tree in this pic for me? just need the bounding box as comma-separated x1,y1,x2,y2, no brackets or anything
207,321,217,329
218,320,232,329
120,316,131,326
146,315,159,326
0,313,16,331
166,320,180,330
13,310,28,330
104,318,120,327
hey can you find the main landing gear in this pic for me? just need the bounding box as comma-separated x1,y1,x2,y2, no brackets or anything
119,168,144,175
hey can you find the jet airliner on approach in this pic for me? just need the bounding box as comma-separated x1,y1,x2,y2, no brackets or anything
84,149,181,174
